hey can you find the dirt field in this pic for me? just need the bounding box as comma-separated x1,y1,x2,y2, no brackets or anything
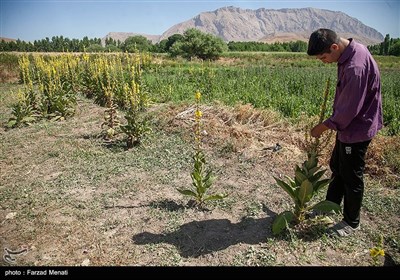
1,84,399,267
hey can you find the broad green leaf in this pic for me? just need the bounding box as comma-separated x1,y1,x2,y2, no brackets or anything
305,154,317,170
192,181,199,189
308,166,321,176
295,168,308,184
285,176,297,188
194,161,202,172
203,176,214,189
298,179,313,205
177,189,197,197
192,171,201,185
203,170,213,183
309,169,326,183
311,200,341,214
313,178,332,193
274,177,296,201
272,211,295,235
196,181,205,195
294,166,302,186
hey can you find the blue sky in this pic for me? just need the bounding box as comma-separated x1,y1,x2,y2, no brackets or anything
1,0,399,42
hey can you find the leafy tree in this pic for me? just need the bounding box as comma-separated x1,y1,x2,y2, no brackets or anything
169,41,185,57
383,34,391,55
81,36,91,50
86,44,104,52
165,34,184,51
37,37,51,52
169,28,227,60
228,40,307,52
105,37,117,47
389,41,400,56
154,39,168,53
270,42,287,52
104,45,121,53
289,40,307,52
368,35,400,56
154,35,184,53
0,40,9,51
122,35,152,53
69,39,81,52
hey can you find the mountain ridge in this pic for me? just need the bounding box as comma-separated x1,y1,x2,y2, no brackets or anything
103,7,384,46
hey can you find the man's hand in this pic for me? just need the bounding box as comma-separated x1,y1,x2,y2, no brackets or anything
311,123,329,138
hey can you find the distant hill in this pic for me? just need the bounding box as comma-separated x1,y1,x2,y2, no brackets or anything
103,6,384,46
0,37,16,42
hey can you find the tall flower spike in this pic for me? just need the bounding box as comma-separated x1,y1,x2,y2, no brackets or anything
312,78,331,154
194,91,203,152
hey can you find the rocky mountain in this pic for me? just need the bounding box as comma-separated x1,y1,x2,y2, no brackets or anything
104,6,384,46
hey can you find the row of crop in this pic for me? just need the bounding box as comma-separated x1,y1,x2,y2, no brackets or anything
143,63,400,135
8,52,153,147
6,52,399,136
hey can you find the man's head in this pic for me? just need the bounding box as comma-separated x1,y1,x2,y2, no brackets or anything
307,29,342,63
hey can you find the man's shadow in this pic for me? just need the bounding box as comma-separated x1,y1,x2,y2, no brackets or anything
132,203,277,258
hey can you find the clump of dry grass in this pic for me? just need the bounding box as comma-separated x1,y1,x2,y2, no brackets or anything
366,135,400,187
157,102,290,152
0,53,20,83
0,66,19,83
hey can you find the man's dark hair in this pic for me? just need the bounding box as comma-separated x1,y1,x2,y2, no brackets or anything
307,29,339,55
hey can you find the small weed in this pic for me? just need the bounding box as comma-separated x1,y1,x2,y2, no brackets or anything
245,201,263,218
233,245,276,266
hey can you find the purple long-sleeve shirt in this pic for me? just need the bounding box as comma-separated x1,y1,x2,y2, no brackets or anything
323,39,383,143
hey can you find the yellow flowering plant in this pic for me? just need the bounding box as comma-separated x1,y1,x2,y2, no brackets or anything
101,84,120,141
7,89,36,128
177,91,227,206
120,68,151,148
370,235,385,266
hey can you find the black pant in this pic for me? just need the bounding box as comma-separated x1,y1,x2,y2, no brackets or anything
326,137,371,228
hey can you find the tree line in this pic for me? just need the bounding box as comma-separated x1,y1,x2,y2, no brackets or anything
0,36,103,52
0,29,306,55
2,29,399,59
368,34,400,56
